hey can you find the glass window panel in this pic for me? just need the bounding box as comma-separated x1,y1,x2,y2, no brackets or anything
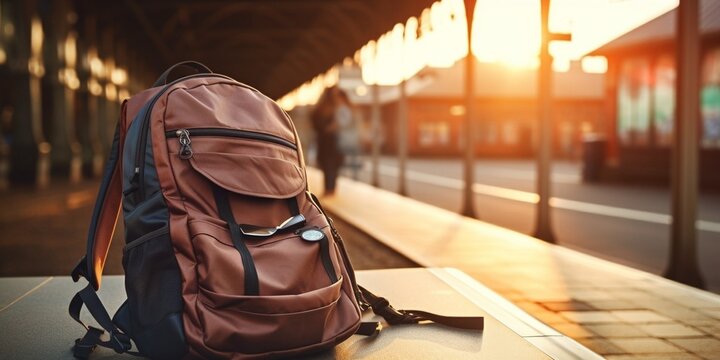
618,58,651,145
654,55,674,146
702,47,720,148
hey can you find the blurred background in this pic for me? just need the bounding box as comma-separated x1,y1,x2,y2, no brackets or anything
0,0,717,295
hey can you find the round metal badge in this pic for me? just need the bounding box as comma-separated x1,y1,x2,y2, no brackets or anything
300,229,325,242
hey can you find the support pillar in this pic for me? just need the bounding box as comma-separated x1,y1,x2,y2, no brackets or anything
397,78,408,196
75,17,93,177
371,83,381,187
0,0,12,190
664,0,704,287
88,72,104,177
96,27,113,156
532,0,558,242
46,0,81,182
461,0,477,218
8,0,51,188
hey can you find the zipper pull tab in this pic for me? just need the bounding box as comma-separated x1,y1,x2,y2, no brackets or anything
177,129,193,159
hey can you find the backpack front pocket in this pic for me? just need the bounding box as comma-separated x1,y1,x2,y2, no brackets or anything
189,220,340,297
196,277,343,354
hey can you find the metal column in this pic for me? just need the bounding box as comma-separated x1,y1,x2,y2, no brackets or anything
664,0,704,287
397,78,408,196
371,83,381,187
532,0,556,242
460,0,477,218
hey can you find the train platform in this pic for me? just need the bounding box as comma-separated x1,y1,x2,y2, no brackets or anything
307,168,720,359
0,269,601,359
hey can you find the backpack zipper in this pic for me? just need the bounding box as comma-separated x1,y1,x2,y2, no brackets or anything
132,73,261,201
165,128,297,160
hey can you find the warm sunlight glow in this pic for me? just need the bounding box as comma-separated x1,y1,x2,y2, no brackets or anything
449,105,466,116
64,32,77,68
277,66,339,111
373,23,405,85
118,89,130,102
104,58,115,83
28,16,44,77
472,0,677,69
552,57,570,73
355,85,368,97
359,40,378,85
88,78,102,96
581,56,608,74
425,0,468,68
30,16,43,56
111,68,127,86
105,83,117,101
473,0,539,65
277,0,680,108
360,0,468,86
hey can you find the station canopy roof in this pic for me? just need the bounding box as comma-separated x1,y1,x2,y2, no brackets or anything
83,0,436,99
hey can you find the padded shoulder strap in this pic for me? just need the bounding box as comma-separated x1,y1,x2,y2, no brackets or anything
71,102,127,290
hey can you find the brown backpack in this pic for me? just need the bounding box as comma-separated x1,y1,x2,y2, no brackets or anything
69,61,483,359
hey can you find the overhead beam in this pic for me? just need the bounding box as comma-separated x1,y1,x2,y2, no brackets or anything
137,0,368,11
124,0,175,64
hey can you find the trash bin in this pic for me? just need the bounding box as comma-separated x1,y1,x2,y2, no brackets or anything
581,133,606,182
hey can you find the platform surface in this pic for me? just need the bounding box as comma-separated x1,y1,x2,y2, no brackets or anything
0,268,599,359
308,168,720,359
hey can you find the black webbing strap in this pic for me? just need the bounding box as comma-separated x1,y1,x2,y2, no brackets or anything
287,196,300,216
356,285,484,335
68,121,139,359
307,191,369,310
356,322,383,336
71,121,124,290
212,185,260,295
68,284,137,358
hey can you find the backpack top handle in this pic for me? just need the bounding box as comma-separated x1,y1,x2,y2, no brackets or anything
153,61,213,87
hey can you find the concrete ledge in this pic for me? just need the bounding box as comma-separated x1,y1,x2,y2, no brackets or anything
0,269,600,359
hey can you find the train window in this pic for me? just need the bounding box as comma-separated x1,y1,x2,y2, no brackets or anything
617,58,651,146
418,121,451,147
654,55,674,147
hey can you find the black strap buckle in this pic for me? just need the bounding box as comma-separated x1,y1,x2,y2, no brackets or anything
109,330,132,353
73,326,103,359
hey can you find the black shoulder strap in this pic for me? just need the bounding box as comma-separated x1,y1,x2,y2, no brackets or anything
306,192,484,336
71,110,126,290
68,108,139,358
307,192,369,309
68,284,136,358
356,285,484,336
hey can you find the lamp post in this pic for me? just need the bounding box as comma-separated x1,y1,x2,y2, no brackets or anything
460,0,477,218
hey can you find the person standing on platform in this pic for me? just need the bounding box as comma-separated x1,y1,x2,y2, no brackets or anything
334,88,362,180
311,87,344,196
